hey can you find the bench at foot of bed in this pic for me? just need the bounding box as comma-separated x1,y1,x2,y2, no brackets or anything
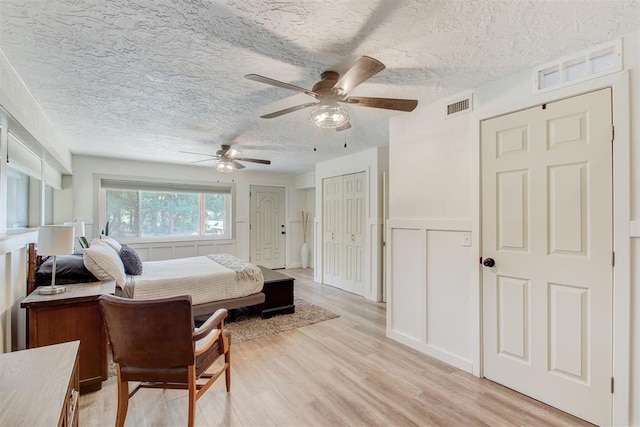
257,266,295,319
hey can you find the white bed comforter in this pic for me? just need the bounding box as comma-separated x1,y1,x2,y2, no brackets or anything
121,255,264,305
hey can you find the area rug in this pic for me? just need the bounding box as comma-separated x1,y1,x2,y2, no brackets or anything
108,298,338,376
201,297,339,343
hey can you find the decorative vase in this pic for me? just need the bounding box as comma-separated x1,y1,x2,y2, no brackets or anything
301,243,309,269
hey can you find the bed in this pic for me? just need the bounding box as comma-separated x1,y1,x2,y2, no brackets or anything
27,241,266,317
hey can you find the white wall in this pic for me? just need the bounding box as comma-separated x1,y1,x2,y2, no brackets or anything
69,155,308,268
388,31,640,425
314,147,388,301
387,96,475,370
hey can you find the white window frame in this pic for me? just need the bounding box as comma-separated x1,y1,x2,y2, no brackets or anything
97,176,235,243
533,38,622,94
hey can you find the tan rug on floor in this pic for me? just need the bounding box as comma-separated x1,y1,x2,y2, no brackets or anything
109,298,338,376
223,298,339,343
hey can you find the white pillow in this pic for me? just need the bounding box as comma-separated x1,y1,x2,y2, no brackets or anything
84,241,126,287
99,235,122,252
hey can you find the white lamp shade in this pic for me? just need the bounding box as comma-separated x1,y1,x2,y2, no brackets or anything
37,225,75,256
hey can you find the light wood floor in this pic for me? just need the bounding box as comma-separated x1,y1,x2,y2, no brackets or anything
80,268,592,426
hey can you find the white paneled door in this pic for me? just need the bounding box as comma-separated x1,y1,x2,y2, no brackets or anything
323,176,342,287
342,172,366,295
250,185,286,269
322,172,366,296
481,89,613,426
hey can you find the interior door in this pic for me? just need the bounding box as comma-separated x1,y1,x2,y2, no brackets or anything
250,185,286,269
323,176,342,287
342,174,356,293
481,89,613,425
343,172,365,296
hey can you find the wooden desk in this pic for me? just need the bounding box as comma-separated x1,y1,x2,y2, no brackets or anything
21,281,116,393
0,341,80,426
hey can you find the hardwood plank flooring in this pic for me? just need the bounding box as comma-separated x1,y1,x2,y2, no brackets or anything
79,268,592,426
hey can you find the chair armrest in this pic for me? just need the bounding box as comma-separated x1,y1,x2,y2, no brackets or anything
193,308,228,341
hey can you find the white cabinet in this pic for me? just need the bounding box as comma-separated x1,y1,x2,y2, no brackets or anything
322,172,365,295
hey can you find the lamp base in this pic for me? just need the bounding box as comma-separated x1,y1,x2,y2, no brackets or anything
38,285,66,295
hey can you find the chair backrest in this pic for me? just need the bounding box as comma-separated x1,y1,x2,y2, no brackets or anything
99,294,196,369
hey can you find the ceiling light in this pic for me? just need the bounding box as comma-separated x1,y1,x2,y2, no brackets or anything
309,104,349,129
215,160,235,173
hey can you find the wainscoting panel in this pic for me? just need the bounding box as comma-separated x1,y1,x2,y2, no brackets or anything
128,239,237,262
386,218,474,372
0,230,37,353
426,230,474,361
387,227,424,342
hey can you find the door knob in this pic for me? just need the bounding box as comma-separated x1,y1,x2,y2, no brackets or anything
483,258,495,267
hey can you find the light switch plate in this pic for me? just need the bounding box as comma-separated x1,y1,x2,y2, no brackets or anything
462,232,471,247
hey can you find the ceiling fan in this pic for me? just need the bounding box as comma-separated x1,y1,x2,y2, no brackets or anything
245,56,418,130
180,144,271,173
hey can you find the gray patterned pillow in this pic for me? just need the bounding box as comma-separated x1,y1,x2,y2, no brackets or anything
119,245,143,275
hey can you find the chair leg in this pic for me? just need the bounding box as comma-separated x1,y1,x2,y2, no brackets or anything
188,365,197,427
225,348,231,392
115,366,129,427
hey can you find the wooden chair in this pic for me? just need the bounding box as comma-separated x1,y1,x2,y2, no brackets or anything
98,294,230,427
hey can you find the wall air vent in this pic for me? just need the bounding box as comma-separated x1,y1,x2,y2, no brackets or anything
534,39,622,93
445,93,473,118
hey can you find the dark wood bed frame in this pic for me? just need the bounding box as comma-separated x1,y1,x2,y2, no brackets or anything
27,243,295,319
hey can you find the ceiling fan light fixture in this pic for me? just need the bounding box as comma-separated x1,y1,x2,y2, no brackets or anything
215,160,235,173
309,104,349,129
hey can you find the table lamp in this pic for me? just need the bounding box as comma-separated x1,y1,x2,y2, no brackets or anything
37,225,75,295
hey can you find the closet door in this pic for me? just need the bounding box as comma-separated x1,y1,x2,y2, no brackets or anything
323,172,366,296
342,172,365,294
323,176,342,287
351,172,366,295
342,174,356,293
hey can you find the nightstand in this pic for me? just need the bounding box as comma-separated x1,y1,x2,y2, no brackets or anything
21,280,116,393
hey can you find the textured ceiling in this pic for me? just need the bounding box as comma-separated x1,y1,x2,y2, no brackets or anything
0,1,639,174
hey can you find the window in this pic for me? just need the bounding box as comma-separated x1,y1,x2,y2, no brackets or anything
534,39,622,93
101,179,233,240
6,166,29,229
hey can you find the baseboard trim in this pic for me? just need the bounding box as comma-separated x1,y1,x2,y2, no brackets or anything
386,329,474,374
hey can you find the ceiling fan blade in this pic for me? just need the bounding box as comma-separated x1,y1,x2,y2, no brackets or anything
344,96,418,112
335,122,352,132
234,157,271,165
333,56,385,95
245,74,318,98
190,158,216,164
179,150,216,157
231,161,246,170
260,102,319,119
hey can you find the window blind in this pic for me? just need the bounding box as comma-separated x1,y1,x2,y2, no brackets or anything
44,162,62,190
7,133,42,179
100,179,232,195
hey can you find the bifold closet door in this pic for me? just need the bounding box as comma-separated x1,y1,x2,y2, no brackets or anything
322,172,366,296
323,176,342,287
342,172,365,295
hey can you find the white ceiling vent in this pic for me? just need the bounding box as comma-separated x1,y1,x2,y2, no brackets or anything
445,93,473,118
534,39,622,93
